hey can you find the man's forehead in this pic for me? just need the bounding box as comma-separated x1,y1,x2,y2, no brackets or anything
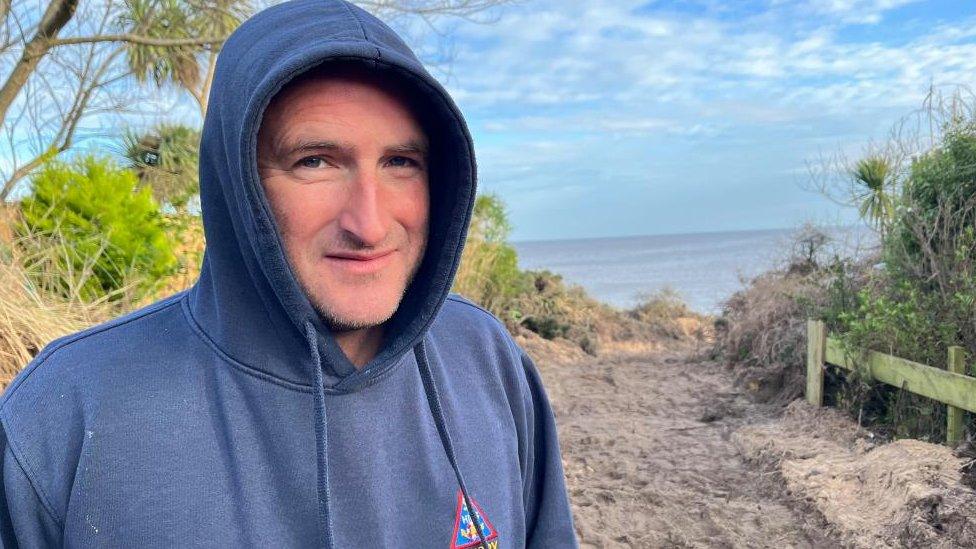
267,62,419,118
260,62,429,145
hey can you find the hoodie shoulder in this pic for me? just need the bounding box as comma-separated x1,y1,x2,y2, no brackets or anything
438,293,517,346
443,293,506,326
1,292,189,410
0,291,197,526
0,291,199,436
433,293,525,369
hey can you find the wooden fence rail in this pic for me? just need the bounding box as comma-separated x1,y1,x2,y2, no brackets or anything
806,319,972,445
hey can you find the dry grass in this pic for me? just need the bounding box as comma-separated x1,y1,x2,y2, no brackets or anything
734,400,976,548
627,287,704,340
510,276,712,356
0,207,207,390
715,269,827,405
0,257,112,389
0,210,105,388
142,214,205,306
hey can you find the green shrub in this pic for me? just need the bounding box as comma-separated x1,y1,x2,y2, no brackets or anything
17,154,178,301
453,193,532,321
822,101,976,441
454,193,702,355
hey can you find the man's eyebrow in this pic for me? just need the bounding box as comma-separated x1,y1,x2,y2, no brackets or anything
388,139,429,157
272,138,429,158
274,138,347,158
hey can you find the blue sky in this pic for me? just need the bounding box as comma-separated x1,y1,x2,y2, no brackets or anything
396,0,976,241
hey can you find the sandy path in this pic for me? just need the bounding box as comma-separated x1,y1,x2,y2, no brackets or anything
532,339,840,548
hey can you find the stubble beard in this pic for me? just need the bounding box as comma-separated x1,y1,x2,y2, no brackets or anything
301,241,428,333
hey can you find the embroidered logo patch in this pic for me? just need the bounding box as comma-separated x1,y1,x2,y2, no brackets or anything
450,490,499,549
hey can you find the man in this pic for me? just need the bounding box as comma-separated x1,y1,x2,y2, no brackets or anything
0,0,577,547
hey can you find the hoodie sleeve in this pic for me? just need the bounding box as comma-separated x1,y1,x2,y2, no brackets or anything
0,420,62,548
518,350,579,548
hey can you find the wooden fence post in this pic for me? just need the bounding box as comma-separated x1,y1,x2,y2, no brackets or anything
947,346,967,445
806,320,826,406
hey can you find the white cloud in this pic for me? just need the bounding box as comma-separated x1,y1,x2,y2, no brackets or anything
428,0,976,238
444,0,976,119
805,0,923,24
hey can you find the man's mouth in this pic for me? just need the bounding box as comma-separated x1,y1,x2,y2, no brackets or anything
327,250,395,261
324,250,396,274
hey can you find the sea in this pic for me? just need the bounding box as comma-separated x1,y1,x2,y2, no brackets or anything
512,225,877,316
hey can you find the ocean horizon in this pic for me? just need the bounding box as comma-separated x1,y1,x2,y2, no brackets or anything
512,225,877,315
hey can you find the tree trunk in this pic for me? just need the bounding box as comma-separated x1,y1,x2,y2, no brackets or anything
0,0,79,128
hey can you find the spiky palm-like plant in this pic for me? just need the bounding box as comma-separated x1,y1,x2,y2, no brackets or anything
122,123,201,211
118,0,251,115
852,156,895,235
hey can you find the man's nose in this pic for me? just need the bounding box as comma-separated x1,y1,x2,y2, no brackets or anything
338,168,387,247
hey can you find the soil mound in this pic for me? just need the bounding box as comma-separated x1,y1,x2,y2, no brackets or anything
734,400,976,548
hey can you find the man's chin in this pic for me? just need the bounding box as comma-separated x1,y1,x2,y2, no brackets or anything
298,274,416,333
313,302,398,333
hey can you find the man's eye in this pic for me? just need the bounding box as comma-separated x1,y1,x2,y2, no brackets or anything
388,156,420,169
297,156,327,169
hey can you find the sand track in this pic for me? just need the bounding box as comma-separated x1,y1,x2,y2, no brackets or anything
525,338,839,548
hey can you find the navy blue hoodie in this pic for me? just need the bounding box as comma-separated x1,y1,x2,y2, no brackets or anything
0,0,577,546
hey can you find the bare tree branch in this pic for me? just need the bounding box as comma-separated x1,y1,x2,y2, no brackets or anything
49,33,227,48
0,0,79,129
0,2,132,199
0,46,126,199
354,0,514,19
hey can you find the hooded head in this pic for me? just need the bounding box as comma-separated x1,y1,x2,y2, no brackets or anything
255,63,433,368
188,0,477,392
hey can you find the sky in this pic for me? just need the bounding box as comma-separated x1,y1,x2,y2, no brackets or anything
7,0,973,243
393,0,976,242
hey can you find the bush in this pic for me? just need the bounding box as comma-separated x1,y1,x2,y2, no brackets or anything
628,287,696,339
713,223,878,405
453,193,531,321
829,115,976,441
17,155,178,301
720,91,976,442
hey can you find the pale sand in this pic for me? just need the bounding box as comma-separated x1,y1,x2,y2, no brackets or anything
519,335,835,548
519,332,976,548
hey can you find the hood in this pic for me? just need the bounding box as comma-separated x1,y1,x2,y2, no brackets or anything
188,0,477,393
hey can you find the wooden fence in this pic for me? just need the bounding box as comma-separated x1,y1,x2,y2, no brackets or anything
806,319,973,445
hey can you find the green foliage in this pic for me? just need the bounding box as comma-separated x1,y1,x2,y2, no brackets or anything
122,123,201,210
17,155,178,301
453,193,531,319
469,193,512,243
119,0,250,91
821,106,976,441
851,155,895,234
454,193,640,355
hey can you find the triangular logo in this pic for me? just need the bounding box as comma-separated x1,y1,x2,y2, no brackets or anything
450,490,498,549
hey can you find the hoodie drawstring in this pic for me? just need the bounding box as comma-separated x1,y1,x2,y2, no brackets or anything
414,339,488,549
306,322,337,549
305,324,485,549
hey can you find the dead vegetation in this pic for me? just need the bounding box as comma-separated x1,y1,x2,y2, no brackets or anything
0,207,114,388
713,269,826,405
509,280,712,358
0,206,201,390
712,223,878,406
735,400,976,548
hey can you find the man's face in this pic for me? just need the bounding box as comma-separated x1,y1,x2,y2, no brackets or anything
256,72,429,332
